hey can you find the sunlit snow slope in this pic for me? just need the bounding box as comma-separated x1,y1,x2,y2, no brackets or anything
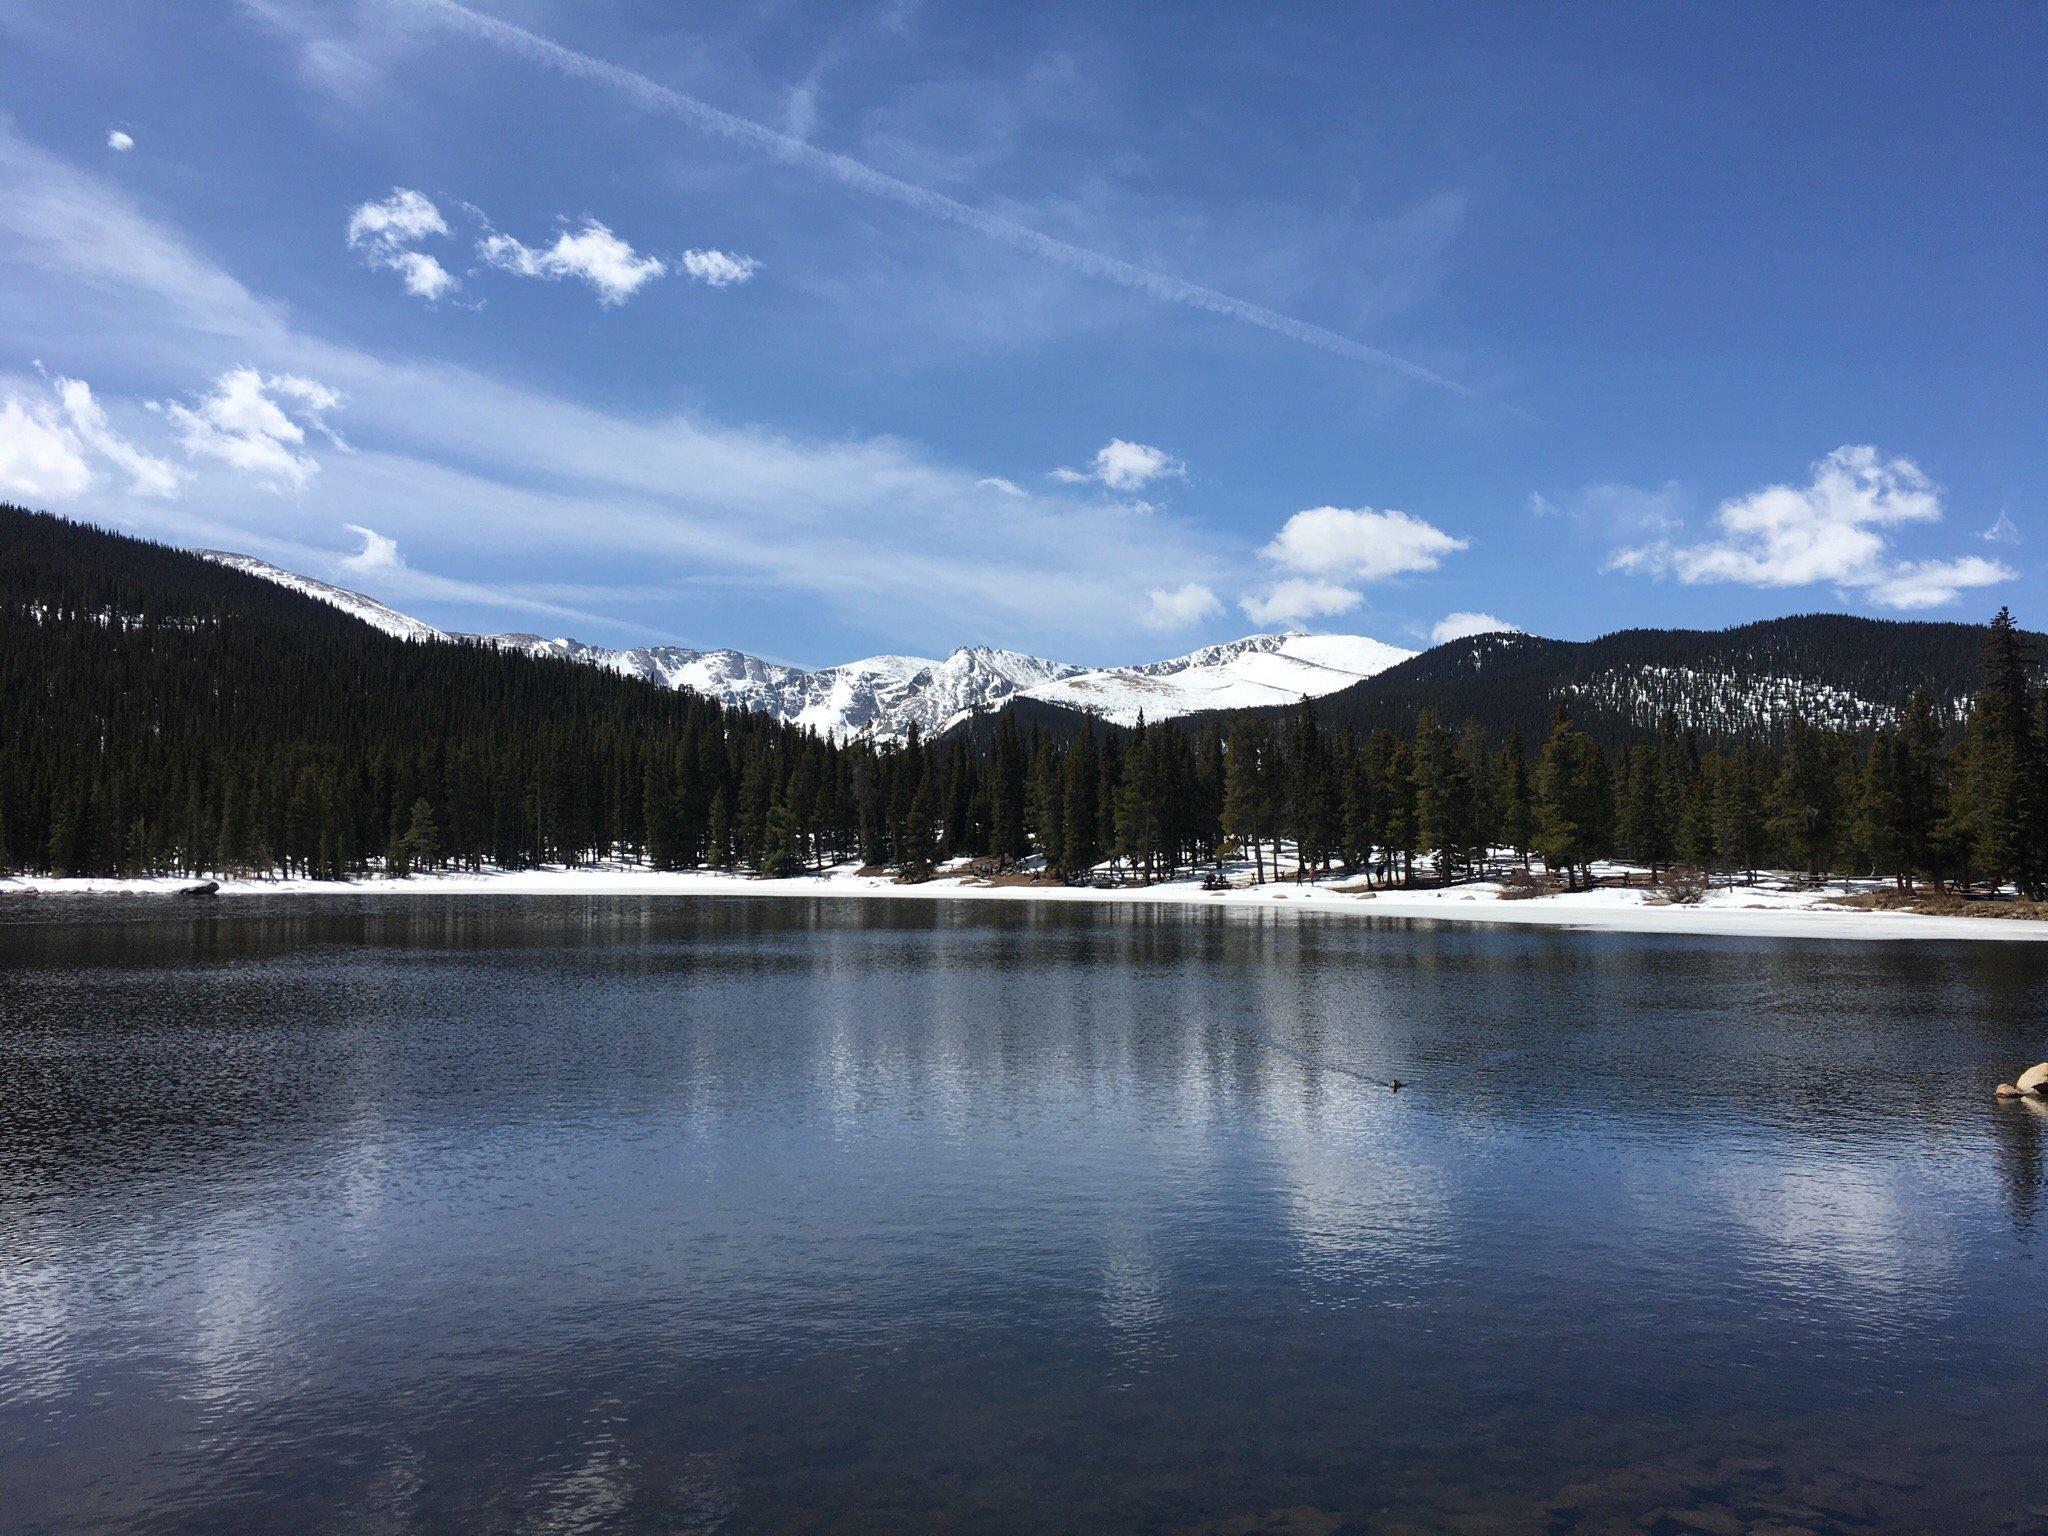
195,552,449,644
1006,632,1416,727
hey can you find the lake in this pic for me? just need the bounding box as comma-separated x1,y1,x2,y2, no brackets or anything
3,895,2045,1535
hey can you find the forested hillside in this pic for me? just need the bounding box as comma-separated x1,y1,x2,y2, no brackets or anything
5,505,2046,897
1295,615,2029,744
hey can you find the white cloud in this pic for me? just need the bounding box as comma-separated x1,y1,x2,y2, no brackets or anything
1982,511,2020,544
1260,504,1468,582
106,129,134,153
1142,582,1223,629
479,219,664,306
339,522,403,574
1862,557,2014,611
155,367,344,491
0,396,93,500
975,475,1024,496
0,125,1221,654
1607,446,2013,610
1054,438,1185,493
678,248,760,288
1429,611,1520,645
1093,439,1182,492
51,375,183,497
346,188,458,301
389,250,457,301
1240,578,1362,628
346,188,446,248
0,372,182,503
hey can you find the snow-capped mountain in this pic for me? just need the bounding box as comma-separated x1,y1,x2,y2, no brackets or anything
1004,632,1416,727
487,634,1081,741
196,551,450,645
200,549,1409,741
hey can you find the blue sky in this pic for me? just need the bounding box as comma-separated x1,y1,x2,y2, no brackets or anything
0,1,2040,666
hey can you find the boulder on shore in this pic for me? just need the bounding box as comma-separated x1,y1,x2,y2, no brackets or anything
2018,1062,2048,1095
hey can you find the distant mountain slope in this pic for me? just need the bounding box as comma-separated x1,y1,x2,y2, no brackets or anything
200,548,1411,742
195,552,450,644
479,634,1082,741
1006,632,1414,727
190,548,2026,750
1276,615,2037,745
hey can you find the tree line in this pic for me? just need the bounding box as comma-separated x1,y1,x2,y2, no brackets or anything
3,509,2044,897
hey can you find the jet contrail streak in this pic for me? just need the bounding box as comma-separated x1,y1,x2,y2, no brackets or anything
403,0,1480,398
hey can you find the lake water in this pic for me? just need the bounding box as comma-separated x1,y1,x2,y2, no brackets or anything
3,895,2046,1535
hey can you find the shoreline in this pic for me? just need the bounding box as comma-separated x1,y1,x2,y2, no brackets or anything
6,864,2048,943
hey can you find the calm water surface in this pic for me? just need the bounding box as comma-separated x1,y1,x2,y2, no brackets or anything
3,895,2046,1535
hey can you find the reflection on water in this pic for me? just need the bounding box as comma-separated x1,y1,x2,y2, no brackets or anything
2,895,2046,1534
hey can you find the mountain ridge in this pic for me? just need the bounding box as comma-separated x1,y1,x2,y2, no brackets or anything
194,551,1414,741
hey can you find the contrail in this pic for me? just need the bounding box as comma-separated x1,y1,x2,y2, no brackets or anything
402,0,1480,398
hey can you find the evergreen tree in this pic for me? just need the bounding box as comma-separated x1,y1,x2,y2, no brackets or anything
1059,721,1101,875
404,796,441,872
1412,708,1471,885
1221,715,1273,882
1534,708,1605,890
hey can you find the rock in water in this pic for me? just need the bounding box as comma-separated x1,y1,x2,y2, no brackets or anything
175,880,220,898
1996,1083,2024,1099
2018,1062,2048,1095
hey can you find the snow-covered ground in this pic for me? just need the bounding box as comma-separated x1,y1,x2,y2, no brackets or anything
8,861,2045,942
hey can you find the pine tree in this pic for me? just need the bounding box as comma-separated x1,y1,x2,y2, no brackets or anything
1496,725,1534,868
1957,608,2045,895
1614,745,1671,881
1412,708,1471,885
1221,715,1273,882
758,790,804,878
1534,708,1604,890
707,788,736,871
898,766,938,879
1767,717,1840,882
1059,721,1101,875
404,796,441,872
988,713,1029,865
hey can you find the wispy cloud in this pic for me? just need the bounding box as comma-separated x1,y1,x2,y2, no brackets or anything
678,247,760,288
0,394,92,499
152,367,344,491
397,0,1482,397
1530,479,1685,536
0,123,1222,655
346,187,458,300
478,218,665,306
105,128,134,153
49,371,183,496
339,521,402,574
0,369,181,501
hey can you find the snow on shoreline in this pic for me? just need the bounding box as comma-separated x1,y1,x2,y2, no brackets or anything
6,864,2046,943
